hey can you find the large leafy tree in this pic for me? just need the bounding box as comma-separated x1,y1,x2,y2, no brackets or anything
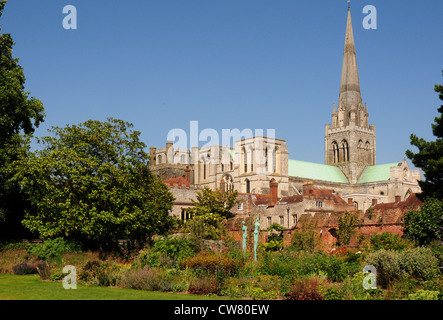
403,197,443,246
0,0,45,238
185,187,238,247
11,118,175,250
406,71,443,200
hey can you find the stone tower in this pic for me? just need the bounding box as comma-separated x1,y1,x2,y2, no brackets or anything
325,6,376,184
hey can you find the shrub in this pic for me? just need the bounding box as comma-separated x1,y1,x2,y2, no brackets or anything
36,261,52,280
286,276,324,300
146,237,197,268
398,247,440,281
364,250,404,289
180,251,240,276
370,233,414,251
119,267,165,291
188,275,219,295
219,277,251,298
248,287,279,300
78,260,122,286
12,262,37,275
408,289,440,300
26,238,82,262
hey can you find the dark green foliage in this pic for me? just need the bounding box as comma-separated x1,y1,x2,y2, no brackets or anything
146,236,197,268
0,0,45,240
336,212,359,246
26,237,82,261
12,118,176,250
406,71,443,200
403,198,443,246
370,232,414,251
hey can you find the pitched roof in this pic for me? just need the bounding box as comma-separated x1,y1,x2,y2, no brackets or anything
372,193,423,212
288,159,349,184
163,176,190,187
357,162,400,183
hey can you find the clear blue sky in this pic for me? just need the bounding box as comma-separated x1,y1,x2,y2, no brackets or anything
2,0,442,166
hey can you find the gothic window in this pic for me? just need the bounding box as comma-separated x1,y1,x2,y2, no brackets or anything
365,141,371,163
358,140,364,162
332,141,339,163
250,147,254,172
245,179,251,194
242,147,247,173
201,157,206,180
272,148,277,172
264,147,268,171
341,140,349,162
230,160,233,171
180,154,186,164
223,175,234,192
158,154,163,164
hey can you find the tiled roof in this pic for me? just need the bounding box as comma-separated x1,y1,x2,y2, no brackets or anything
288,159,349,184
163,176,190,187
372,193,423,212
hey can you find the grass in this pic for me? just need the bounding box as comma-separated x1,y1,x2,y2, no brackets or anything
0,274,229,300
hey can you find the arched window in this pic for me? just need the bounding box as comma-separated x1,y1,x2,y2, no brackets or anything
242,147,247,173
158,154,163,164
223,175,234,192
272,148,277,173
245,179,251,194
365,141,371,163
341,140,349,162
357,140,364,162
201,157,206,180
250,147,254,172
264,147,268,171
332,141,339,163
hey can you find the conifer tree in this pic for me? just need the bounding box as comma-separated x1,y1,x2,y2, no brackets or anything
406,71,443,200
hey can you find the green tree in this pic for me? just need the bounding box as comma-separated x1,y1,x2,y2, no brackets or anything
0,0,45,238
406,71,443,200
403,197,443,246
11,118,175,250
262,223,284,251
336,211,359,247
185,187,238,244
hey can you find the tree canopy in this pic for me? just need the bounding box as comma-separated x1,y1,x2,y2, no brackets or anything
11,118,175,249
406,71,443,200
0,0,45,238
185,187,238,245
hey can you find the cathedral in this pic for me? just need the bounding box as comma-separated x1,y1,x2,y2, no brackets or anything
149,7,422,231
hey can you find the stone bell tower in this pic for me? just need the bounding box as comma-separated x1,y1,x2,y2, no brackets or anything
325,6,376,184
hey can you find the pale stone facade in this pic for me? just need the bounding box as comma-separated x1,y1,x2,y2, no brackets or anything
151,7,422,229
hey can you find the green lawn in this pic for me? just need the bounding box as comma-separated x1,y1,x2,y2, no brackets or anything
0,274,228,300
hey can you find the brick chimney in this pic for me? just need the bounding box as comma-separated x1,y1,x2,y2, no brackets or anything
185,165,191,184
302,181,314,196
270,179,278,204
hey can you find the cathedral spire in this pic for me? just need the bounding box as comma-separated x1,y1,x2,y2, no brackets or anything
338,6,362,110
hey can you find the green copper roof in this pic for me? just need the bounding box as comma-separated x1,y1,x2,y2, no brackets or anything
357,162,400,183
288,159,349,184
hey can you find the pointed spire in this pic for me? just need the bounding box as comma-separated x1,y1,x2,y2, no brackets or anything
338,6,362,110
